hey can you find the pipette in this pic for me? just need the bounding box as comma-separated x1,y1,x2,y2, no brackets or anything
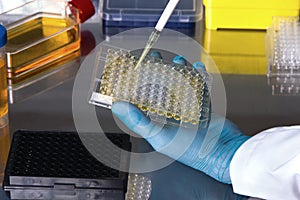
134,0,180,70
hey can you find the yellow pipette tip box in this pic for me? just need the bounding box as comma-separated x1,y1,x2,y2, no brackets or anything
203,0,300,30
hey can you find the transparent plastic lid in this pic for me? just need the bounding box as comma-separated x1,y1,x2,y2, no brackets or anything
100,0,203,23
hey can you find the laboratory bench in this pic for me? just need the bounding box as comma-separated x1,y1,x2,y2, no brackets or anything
1,19,300,200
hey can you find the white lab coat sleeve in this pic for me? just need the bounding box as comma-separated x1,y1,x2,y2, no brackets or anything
229,125,300,200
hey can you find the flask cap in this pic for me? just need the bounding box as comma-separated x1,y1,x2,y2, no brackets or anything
69,0,95,23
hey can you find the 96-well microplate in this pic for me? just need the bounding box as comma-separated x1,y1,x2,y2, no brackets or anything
90,49,211,126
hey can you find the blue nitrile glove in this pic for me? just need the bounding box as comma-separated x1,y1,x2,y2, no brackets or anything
112,102,249,184
146,159,248,200
132,138,248,200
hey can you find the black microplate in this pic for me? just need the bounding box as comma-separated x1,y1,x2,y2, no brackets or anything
3,130,131,200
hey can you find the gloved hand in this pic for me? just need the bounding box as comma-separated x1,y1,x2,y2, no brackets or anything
129,136,247,200
112,102,249,184
144,153,248,200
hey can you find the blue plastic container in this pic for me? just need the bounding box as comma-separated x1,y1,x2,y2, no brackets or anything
100,0,203,28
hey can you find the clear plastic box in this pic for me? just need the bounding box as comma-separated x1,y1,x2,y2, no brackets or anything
99,0,203,28
266,16,300,96
266,16,300,77
0,0,81,85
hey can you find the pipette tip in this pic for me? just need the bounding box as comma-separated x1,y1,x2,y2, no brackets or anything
134,30,161,70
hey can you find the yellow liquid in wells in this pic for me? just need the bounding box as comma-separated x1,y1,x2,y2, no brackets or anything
101,49,208,125
0,60,7,118
6,13,80,81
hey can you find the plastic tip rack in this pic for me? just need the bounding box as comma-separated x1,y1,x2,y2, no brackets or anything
267,16,300,77
90,49,211,126
126,173,151,200
266,17,300,95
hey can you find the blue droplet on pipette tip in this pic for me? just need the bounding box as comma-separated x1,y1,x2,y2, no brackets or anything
193,61,206,71
173,55,187,65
